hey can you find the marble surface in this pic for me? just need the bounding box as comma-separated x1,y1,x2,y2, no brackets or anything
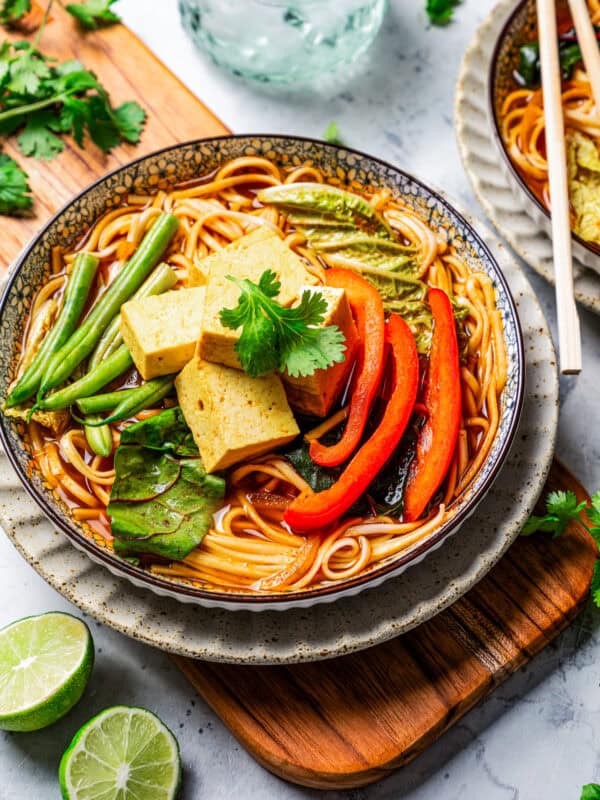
1,0,600,797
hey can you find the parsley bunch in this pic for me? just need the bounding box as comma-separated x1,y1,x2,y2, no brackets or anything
523,488,600,604
219,269,347,379
0,41,145,161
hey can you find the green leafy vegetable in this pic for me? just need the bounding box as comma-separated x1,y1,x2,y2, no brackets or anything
219,269,346,379
66,0,120,29
581,784,600,800
0,150,31,213
323,121,343,145
515,29,600,88
425,0,460,25
523,489,600,611
0,0,30,26
107,407,225,560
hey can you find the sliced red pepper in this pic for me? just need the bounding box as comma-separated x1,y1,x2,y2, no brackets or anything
309,268,385,468
285,314,418,533
403,287,461,522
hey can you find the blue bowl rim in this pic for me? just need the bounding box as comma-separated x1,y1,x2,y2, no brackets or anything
0,133,526,605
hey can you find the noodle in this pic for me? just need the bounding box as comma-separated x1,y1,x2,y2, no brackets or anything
16,154,506,594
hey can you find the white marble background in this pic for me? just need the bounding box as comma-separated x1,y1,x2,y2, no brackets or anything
2,1,600,797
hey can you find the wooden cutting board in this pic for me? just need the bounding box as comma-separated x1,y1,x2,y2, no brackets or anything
0,1,228,272
174,460,596,790
2,10,596,793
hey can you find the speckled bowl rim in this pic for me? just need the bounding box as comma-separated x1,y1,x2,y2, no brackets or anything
0,134,525,609
487,0,600,261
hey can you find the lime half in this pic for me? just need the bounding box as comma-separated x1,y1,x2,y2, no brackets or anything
59,706,182,800
0,611,94,732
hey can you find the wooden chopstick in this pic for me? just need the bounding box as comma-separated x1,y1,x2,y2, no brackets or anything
536,0,582,374
568,0,600,112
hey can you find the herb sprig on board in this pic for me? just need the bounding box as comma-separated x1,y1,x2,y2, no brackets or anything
523,488,600,605
0,0,144,215
219,269,347,379
0,0,121,29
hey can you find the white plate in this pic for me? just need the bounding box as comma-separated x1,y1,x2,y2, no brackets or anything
0,219,558,663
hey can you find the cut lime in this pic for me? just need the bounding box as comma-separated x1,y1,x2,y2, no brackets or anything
0,611,94,732
59,706,182,800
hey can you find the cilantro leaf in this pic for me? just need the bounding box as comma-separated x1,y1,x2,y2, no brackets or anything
591,564,600,613
112,100,146,144
323,121,343,145
17,109,64,158
521,489,587,538
6,44,51,94
219,270,346,379
66,0,121,30
0,151,31,214
426,0,460,25
582,783,600,799
0,0,31,25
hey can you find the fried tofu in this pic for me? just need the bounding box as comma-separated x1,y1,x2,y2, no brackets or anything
195,227,317,369
188,226,275,286
281,285,359,417
175,358,299,472
120,288,206,380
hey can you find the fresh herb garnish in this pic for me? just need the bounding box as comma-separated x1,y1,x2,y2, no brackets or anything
582,784,600,799
66,0,120,30
323,121,343,145
0,0,121,29
425,0,460,25
0,149,31,213
0,0,30,26
219,269,346,379
523,488,600,607
515,28,600,88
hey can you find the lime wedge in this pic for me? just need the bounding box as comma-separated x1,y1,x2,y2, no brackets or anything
59,706,182,800
0,611,94,732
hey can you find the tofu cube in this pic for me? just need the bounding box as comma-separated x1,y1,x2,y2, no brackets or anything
175,358,299,472
120,287,206,380
188,226,275,287
196,227,317,369
281,286,360,417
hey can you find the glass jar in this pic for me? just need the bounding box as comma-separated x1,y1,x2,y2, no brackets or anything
179,0,388,85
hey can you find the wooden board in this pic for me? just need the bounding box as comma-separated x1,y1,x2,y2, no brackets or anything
0,2,228,272
2,12,595,794
173,460,597,790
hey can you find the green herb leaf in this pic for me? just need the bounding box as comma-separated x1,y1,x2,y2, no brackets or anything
0,0,31,25
17,109,64,158
107,407,225,560
0,150,31,213
112,100,146,143
323,121,343,145
219,270,346,379
425,0,460,25
66,0,120,30
582,783,600,800
521,489,587,538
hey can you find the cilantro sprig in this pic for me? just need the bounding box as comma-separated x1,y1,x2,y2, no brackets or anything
219,269,347,379
523,488,600,606
582,785,600,799
0,0,121,29
323,121,343,146
426,0,460,25
0,149,31,213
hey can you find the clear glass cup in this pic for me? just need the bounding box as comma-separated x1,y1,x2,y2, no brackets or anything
179,0,388,85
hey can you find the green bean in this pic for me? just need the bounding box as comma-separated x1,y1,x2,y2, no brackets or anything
6,253,99,407
88,262,177,371
81,377,175,426
84,416,113,457
39,213,179,396
40,344,133,411
76,387,141,415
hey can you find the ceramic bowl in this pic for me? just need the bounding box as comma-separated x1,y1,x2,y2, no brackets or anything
488,0,600,271
0,135,525,611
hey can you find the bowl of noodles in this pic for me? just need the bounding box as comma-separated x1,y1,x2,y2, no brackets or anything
489,0,600,269
0,136,524,611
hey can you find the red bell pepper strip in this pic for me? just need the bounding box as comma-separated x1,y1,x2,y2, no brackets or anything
403,287,461,522
285,314,418,533
309,268,385,468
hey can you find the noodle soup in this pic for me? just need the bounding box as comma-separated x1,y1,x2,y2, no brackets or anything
0,139,523,605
